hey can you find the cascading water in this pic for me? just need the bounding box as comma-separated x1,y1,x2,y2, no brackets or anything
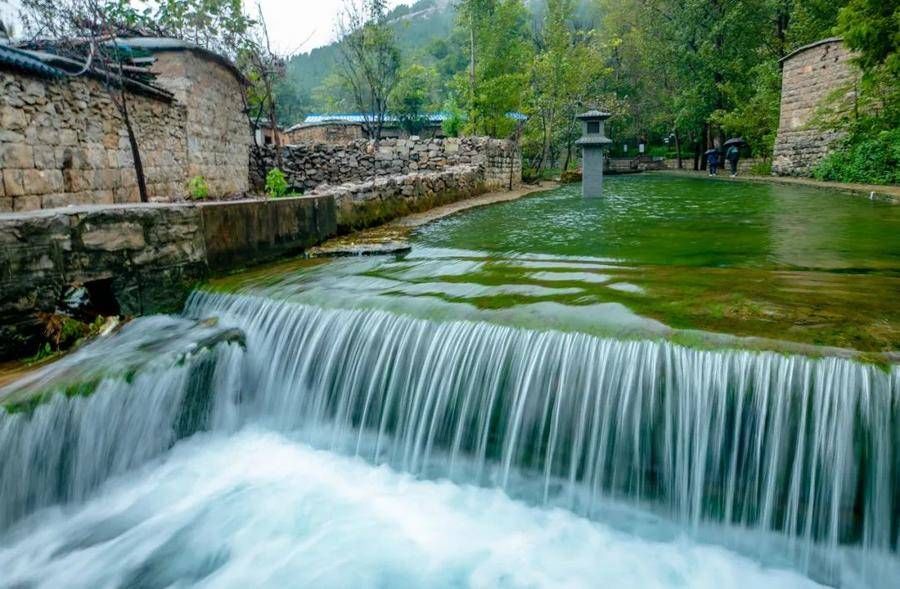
0,292,897,587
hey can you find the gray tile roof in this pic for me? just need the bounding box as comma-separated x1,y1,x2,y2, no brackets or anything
0,45,65,78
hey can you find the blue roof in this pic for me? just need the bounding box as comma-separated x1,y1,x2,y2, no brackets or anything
0,45,65,78
300,111,528,126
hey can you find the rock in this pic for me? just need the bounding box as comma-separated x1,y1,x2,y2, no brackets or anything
80,222,146,251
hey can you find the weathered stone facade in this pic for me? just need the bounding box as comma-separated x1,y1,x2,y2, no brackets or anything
314,165,487,232
284,122,366,144
1,45,250,212
251,137,521,194
0,196,335,360
772,38,858,176
252,137,520,232
150,51,250,196
0,72,188,212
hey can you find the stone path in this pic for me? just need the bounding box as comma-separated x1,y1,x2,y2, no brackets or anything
308,181,558,257
655,170,900,203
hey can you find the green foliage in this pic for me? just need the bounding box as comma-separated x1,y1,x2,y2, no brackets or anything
442,96,465,137
521,167,542,184
389,64,438,135
455,0,532,137
187,176,209,200
26,343,55,365
265,168,289,198
560,170,583,184
524,0,612,171
837,0,899,77
749,160,773,176
812,128,900,185
336,0,402,140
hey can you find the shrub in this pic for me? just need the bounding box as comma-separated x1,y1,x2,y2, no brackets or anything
748,160,773,176
187,176,209,200
812,128,900,185
522,167,541,184
560,170,583,184
265,168,289,198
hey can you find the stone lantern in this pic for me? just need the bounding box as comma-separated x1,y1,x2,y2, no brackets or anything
575,110,612,197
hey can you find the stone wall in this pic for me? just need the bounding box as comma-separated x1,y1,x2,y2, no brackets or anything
313,165,487,232
772,38,858,176
151,51,250,196
251,137,521,195
0,196,335,360
285,123,366,144
1,72,188,212
1,48,250,212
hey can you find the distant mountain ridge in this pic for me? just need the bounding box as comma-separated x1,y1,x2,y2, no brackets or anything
280,0,456,115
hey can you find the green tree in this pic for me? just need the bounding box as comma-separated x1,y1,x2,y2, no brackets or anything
336,0,402,140
389,65,438,135
455,0,532,137
527,0,610,171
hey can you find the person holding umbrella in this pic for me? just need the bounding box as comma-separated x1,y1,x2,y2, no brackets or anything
724,138,745,177
705,147,720,176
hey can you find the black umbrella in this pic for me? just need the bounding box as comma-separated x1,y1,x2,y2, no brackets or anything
723,137,747,148
704,148,719,155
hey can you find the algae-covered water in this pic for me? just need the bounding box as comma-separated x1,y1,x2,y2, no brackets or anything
211,175,900,354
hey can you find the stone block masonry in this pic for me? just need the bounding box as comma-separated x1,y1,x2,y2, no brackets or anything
251,137,521,195
251,137,521,232
0,72,189,212
314,165,487,233
0,196,335,360
1,45,250,212
772,38,859,176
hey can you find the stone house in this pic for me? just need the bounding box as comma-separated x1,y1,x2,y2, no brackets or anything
0,38,251,212
284,113,448,144
772,38,859,176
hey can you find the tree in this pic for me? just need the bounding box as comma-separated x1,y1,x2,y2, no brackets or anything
527,0,610,171
389,64,437,136
455,0,532,137
336,0,401,141
20,0,157,202
237,6,286,149
836,0,899,77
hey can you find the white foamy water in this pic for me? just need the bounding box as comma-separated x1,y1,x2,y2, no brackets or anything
0,429,825,589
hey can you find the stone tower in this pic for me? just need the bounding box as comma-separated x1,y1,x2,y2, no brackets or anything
575,111,612,197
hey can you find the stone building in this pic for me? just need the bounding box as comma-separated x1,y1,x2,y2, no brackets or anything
772,38,859,176
284,114,448,144
0,38,251,212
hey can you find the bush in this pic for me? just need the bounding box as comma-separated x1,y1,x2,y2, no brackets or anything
812,128,900,185
522,167,541,184
265,168,289,198
187,176,209,200
560,170,583,184
748,160,773,176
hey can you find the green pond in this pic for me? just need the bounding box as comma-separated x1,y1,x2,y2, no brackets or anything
210,175,900,355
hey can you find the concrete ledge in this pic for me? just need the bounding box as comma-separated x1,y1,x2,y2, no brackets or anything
311,165,490,233
0,195,336,360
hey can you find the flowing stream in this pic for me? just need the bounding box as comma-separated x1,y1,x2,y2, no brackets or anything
1,178,898,588
0,293,897,588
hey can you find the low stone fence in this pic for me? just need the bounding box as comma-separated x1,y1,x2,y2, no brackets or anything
250,137,521,195
660,157,765,174
311,165,486,232
0,196,335,360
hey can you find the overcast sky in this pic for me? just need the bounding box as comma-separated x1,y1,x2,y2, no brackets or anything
257,0,415,55
0,0,416,55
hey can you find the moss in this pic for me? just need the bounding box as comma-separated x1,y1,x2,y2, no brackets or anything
2,377,101,416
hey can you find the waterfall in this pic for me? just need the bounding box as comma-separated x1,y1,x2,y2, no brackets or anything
1,291,897,586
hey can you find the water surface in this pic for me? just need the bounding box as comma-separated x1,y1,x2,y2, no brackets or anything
211,175,900,353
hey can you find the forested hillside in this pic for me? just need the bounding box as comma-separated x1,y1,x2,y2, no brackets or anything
276,0,457,123
276,0,897,182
